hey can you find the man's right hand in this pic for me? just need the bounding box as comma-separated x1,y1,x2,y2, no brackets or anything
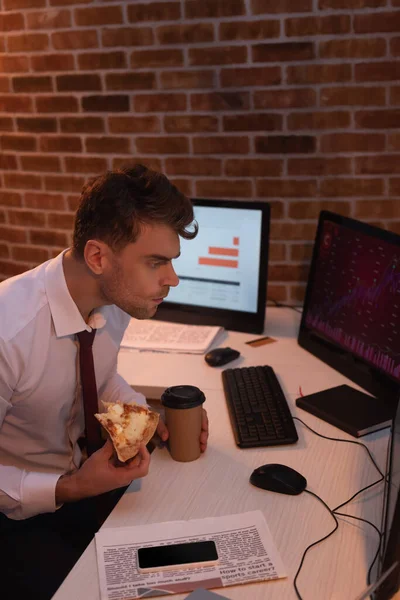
55,440,150,504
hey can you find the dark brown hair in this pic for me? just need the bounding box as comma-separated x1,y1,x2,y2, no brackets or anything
72,164,198,257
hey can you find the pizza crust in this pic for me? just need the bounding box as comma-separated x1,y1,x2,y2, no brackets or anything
95,402,159,462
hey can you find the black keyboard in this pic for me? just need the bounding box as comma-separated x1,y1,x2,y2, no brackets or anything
222,365,298,448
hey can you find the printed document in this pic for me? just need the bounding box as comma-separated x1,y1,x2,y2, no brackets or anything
95,511,286,599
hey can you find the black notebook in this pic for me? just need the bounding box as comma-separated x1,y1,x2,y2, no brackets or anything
295,384,393,437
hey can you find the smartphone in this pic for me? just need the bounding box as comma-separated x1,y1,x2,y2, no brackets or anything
137,540,219,572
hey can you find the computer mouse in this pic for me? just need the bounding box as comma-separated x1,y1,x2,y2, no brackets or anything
204,347,240,367
250,463,307,496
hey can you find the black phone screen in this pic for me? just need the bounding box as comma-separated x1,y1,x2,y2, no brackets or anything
137,540,218,570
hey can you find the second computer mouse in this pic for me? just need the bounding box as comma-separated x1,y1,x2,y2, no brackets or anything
250,463,307,496
204,347,240,367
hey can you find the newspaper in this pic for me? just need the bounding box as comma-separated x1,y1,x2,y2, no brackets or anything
95,511,286,600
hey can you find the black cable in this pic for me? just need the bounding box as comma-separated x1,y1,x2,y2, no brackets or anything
293,489,339,600
267,298,303,313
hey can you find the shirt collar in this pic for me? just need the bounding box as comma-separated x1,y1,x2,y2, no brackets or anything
44,250,106,338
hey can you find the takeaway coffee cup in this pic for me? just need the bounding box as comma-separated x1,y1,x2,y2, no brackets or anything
161,385,206,462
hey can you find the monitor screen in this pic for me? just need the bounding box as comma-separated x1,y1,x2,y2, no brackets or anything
154,198,270,334
298,211,400,406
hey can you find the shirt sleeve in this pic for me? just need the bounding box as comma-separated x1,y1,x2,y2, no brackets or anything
0,337,61,520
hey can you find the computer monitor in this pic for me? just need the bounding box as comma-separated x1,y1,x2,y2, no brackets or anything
154,198,270,334
298,211,400,409
375,398,400,599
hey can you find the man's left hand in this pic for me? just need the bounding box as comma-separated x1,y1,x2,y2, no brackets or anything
156,408,209,453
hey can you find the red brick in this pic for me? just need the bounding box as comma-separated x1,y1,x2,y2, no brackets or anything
356,62,400,82
193,136,250,154
57,74,101,93
391,87,400,105
109,116,160,134
169,179,193,198
31,54,75,72
0,117,14,131
321,133,385,153
0,12,25,31
0,261,30,277
253,42,314,63
356,110,400,129
12,245,49,263
0,225,27,243
17,117,56,133
0,55,29,73
320,178,384,197
134,93,186,113
388,133,400,150
131,49,183,68
0,212,6,225
0,191,22,207
321,86,386,107
269,264,309,282
267,285,288,303
66,194,79,211
157,24,213,44
20,155,60,172
220,66,281,87
47,213,74,230
321,38,386,60
289,200,351,219
79,52,126,71
75,6,123,27
355,11,400,34
225,159,283,177
27,9,71,29
195,179,252,198
252,0,312,13
191,92,250,111
112,157,162,172
9,209,45,227
286,15,350,37
40,136,82,153
65,156,107,174
390,179,400,195
1,134,36,151
290,285,306,303
102,27,153,48
160,70,214,90
0,38,5,53
290,244,313,262
288,110,350,130
319,0,386,7
254,89,315,109
127,2,181,22
0,245,10,260
60,117,104,134
0,96,32,113
52,29,98,50
0,155,18,170
255,135,316,154
164,115,218,133
25,192,65,210
30,230,67,246
105,72,155,91
0,77,10,93
223,113,282,132
4,0,46,7
189,46,247,66
185,0,245,18
82,95,129,113
355,155,400,174
50,0,92,6
36,96,78,113
44,175,85,193
165,158,221,176
391,38,400,56
257,179,316,198
135,136,189,154
288,157,351,176
270,222,321,241
12,76,52,93
8,33,49,52
355,200,400,219
287,64,351,84
269,243,287,261
219,19,279,41
85,136,131,154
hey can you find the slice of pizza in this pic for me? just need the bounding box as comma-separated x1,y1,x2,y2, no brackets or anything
95,402,159,462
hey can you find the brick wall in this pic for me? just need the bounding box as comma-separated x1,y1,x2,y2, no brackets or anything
0,0,399,303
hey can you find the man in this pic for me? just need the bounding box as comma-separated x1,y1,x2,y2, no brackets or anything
0,164,209,598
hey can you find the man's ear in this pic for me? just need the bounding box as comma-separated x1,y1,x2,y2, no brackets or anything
83,240,110,275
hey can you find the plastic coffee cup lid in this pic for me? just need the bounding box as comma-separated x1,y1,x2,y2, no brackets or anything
161,385,205,409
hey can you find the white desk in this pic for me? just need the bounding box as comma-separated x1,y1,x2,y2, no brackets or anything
53,308,390,600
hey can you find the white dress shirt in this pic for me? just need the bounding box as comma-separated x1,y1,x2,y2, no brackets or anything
0,250,146,520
